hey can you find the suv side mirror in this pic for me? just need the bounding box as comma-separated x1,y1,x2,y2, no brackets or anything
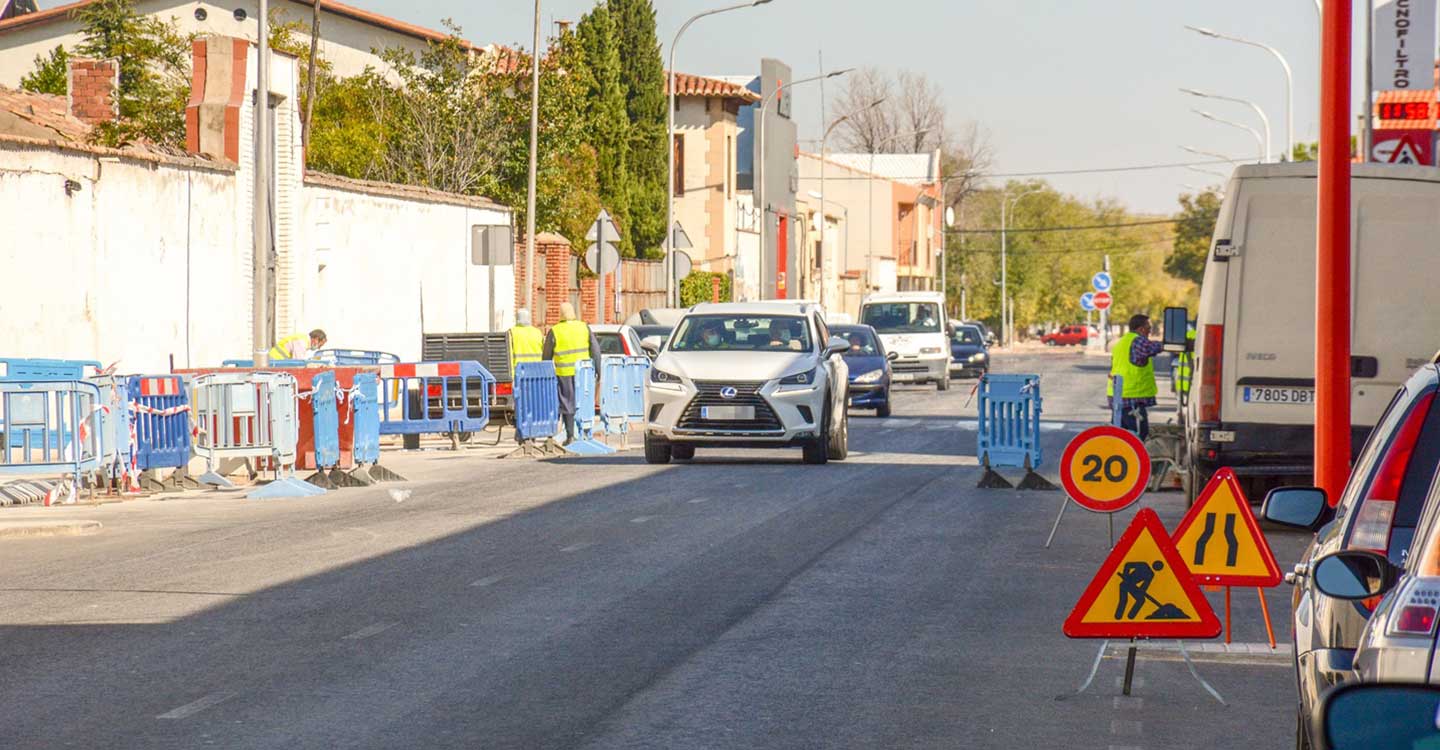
1312,550,1402,600
640,336,663,355
1262,487,1330,531
825,336,850,357
1162,307,1190,353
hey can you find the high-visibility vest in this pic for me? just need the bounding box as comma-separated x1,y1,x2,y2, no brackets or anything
508,324,544,377
1175,328,1196,394
269,333,308,362
550,319,592,377
1108,331,1158,399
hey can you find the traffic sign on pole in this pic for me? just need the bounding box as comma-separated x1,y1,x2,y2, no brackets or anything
1092,271,1113,292
1092,291,1113,311
1059,425,1150,513
1080,292,1096,312
1063,508,1222,639
1170,468,1282,587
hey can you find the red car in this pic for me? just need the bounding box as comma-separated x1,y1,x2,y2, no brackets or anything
1041,325,1094,346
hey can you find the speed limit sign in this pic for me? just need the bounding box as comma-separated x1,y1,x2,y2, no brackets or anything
1060,426,1150,512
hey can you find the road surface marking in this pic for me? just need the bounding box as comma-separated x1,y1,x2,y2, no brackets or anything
560,542,595,553
342,622,397,641
687,496,709,504
1113,676,1146,689
1110,720,1142,736
630,516,656,524
157,691,237,720
468,575,505,588
1113,696,1144,709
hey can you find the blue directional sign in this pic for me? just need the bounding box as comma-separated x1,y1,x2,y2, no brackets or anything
1091,272,1113,293
1080,292,1096,311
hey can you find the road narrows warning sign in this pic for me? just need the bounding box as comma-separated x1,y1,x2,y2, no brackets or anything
1170,468,1282,587
1064,508,1221,639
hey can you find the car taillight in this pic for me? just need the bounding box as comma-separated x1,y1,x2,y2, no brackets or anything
1389,580,1440,636
496,383,513,396
1198,324,1223,423
1349,392,1435,550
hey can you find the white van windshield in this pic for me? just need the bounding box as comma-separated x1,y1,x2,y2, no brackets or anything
862,303,941,334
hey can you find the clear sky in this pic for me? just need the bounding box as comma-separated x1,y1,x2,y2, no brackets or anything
364,0,1357,214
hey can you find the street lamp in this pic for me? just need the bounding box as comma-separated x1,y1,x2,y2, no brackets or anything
1180,88,1272,162
1000,187,1043,349
1185,25,1293,159
819,98,884,308
666,0,773,306
755,66,851,299
1192,108,1266,162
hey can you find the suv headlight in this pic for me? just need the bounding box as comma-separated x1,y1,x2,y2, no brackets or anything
779,368,817,386
920,347,943,355
650,367,681,384
853,369,884,384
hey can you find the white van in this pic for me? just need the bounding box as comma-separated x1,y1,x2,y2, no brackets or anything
1176,162,1440,502
859,291,950,390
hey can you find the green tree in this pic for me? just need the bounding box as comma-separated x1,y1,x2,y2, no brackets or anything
577,3,633,255
306,71,391,179
610,0,667,257
1166,190,1221,285
71,0,191,147
20,45,69,95
680,271,731,306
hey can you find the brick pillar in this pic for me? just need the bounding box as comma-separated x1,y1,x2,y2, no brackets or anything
543,239,571,327
579,278,598,323
711,275,722,303
185,36,248,162
66,58,119,126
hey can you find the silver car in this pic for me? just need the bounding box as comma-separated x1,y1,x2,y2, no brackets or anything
642,302,850,465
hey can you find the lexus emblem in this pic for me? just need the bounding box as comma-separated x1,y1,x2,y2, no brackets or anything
719,386,738,400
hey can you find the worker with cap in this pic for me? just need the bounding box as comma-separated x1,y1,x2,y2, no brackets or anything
1107,313,1162,439
270,329,326,362
509,309,544,377
543,302,601,444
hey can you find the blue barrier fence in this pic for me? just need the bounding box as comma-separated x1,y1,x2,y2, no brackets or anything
126,375,191,471
351,373,381,464
976,373,1043,470
599,355,649,434
0,380,104,476
0,358,102,381
222,359,308,368
315,349,400,366
378,361,494,438
91,375,133,478
310,371,340,468
573,360,599,441
513,362,559,442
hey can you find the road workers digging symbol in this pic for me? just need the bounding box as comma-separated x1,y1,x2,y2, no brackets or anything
1171,468,1282,587
1064,508,1221,639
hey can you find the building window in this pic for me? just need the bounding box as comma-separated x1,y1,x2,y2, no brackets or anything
673,133,685,197
726,135,733,198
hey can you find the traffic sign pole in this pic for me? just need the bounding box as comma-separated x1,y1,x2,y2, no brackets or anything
1045,426,1151,548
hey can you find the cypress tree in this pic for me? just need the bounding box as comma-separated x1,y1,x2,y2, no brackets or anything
609,0,668,258
577,4,633,256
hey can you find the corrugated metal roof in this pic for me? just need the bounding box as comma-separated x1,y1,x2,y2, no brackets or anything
825,152,937,185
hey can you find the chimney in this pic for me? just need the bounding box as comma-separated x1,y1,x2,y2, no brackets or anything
185,36,248,162
66,57,119,126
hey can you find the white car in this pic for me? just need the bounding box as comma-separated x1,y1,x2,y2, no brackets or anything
643,302,850,465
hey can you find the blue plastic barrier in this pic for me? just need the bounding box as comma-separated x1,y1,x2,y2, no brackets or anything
624,358,649,423
599,356,651,434
351,373,381,464
0,358,102,381
89,375,133,481
1111,375,1124,428
566,360,614,455
513,362,560,442
310,371,340,469
378,361,494,439
126,375,192,471
976,373,1042,470
0,380,104,477
315,349,400,366
222,359,308,368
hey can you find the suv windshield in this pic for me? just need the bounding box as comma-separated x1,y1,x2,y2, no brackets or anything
862,302,941,334
670,314,812,352
953,327,983,345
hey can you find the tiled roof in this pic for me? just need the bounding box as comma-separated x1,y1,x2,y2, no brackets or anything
0,84,90,141
666,72,761,102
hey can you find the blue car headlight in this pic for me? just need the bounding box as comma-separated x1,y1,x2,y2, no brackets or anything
970,352,987,363
853,369,884,384
779,368,817,386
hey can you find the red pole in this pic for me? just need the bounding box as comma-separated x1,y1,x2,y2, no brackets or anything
1316,0,1352,503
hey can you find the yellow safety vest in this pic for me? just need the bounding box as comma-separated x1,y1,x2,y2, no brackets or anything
1108,332,1158,399
1175,328,1196,394
509,324,544,377
550,319,592,377
269,333,308,362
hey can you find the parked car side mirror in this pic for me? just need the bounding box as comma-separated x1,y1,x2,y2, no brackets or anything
1319,682,1440,750
1312,550,1402,600
1262,487,1330,531
640,336,663,356
886,351,899,362
1162,307,1190,353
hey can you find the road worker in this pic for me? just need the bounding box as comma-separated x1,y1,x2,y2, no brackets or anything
508,309,544,377
1174,324,1196,401
270,329,326,362
543,303,601,445
1107,314,1162,439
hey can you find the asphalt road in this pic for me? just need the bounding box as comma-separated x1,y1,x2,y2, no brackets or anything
0,348,1306,749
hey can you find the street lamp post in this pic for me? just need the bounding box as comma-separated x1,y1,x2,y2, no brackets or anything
1185,26,1293,159
523,0,541,317
1000,188,1043,348
1181,88,1272,162
755,67,851,300
666,0,773,307
1193,108,1266,162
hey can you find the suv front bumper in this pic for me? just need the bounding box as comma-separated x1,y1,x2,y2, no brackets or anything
646,379,825,445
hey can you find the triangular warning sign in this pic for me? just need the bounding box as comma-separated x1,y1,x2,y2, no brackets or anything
1171,468,1282,587
1391,139,1422,165
1064,508,1221,639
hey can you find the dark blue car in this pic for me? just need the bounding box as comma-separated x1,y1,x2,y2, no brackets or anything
832,324,896,417
949,323,990,379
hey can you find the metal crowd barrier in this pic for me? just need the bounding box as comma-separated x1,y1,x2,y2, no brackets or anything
512,362,560,445
89,374,133,485
191,371,309,493
0,358,103,381
0,380,104,505
378,361,494,450
314,349,400,366
126,374,196,491
565,360,613,455
976,373,1051,489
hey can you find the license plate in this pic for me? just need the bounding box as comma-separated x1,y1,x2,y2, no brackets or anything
701,405,754,420
1242,386,1314,405
893,373,916,382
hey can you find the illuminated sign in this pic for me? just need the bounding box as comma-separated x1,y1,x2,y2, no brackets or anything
1377,101,1435,121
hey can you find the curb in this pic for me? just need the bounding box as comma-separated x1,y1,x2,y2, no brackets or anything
1103,641,1291,666
0,520,103,539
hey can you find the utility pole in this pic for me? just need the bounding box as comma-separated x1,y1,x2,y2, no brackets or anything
253,0,271,366
1316,0,1353,499
524,0,541,316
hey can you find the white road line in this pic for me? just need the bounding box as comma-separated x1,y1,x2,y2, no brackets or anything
342,622,397,641
630,516,656,524
687,497,709,504
468,574,506,588
1113,696,1144,709
560,542,595,553
156,691,237,720
1110,720,1142,736
1113,676,1146,689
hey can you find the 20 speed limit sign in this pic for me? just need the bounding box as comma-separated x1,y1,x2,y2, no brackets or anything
1060,425,1150,512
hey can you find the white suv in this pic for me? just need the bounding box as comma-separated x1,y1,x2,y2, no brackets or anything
643,302,850,464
